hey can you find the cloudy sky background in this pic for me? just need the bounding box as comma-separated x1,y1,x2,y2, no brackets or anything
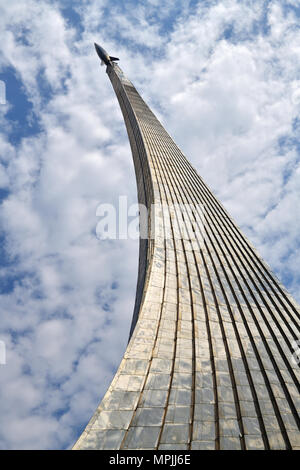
0,0,299,449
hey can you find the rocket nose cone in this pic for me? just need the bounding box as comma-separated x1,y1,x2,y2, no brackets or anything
94,43,102,59
95,43,103,53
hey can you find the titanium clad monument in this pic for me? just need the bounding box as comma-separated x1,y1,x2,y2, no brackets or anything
73,44,300,450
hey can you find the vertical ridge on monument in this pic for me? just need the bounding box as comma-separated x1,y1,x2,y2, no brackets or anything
72,44,300,450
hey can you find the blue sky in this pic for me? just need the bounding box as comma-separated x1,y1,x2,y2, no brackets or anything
0,0,299,449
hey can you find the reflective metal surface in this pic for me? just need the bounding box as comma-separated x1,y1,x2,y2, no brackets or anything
73,61,300,450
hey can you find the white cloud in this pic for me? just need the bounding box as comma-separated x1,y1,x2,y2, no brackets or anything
144,0,300,299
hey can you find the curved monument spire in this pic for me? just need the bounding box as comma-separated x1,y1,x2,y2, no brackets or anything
73,44,300,450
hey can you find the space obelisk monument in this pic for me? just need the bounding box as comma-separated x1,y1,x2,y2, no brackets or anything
73,44,300,450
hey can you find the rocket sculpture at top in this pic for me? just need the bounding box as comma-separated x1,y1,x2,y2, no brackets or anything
94,43,119,66
73,43,300,450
